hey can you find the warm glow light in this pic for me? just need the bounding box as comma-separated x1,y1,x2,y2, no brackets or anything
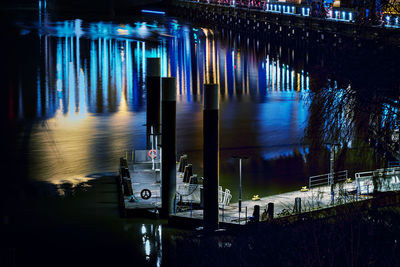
117,28,129,35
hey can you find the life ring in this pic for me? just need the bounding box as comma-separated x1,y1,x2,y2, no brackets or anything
141,189,152,200
148,149,157,159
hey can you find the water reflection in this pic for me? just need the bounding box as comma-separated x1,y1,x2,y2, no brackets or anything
12,16,313,194
121,223,162,266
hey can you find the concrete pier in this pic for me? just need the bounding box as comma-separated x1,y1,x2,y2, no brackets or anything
161,77,177,218
203,84,220,231
146,58,161,149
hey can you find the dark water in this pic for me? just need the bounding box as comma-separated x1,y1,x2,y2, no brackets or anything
3,5,400,198
7,11,313,199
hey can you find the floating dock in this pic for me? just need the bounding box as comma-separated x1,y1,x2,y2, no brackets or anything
118,151,399,226
117,151,201,214
174,182,369,224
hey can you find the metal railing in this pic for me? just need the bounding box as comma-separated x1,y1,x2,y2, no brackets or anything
181,0,400,28
123,149,161,163
388,161,400,168
309,170,348,189
355,167,400,194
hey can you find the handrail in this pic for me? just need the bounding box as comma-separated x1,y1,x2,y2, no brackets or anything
309,170,348,188
179,0,400,28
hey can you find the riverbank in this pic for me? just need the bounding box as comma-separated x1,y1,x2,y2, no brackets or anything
165,191,400,266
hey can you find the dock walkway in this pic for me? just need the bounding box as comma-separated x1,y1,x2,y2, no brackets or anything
175,181,371,224
122,162,201,210
119,153,399,225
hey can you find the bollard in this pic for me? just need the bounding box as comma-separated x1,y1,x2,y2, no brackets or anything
189,175,198,184
245,206,248,224
183,164,193,183
332,191,335,206
161,77,177,218
200,186,204,208
203,84,220,231
174,196,177,215
356,187,359,201
146,58,161,149
191,200,193,217
178,154,188,172
124,168,130,178
294,198,301,214
267,202,274,219
253,205,260,223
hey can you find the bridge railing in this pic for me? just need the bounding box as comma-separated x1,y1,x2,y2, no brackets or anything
179,0,400,27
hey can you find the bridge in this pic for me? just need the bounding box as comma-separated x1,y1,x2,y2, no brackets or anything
172,0,400,46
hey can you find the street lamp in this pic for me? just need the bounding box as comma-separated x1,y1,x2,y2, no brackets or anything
392,129,399,160
232,156,248,213
325,143,340,186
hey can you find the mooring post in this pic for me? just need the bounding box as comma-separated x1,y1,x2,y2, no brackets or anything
356,187,358,201
245,206,248,224
203,83,219,231
267,202,274,219
239,158,242,212
174,196,177,215
253,205,260,223
161,77,176,218
294,197,301,214
146,58,161,149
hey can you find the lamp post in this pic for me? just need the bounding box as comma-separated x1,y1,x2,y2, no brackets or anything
326,143,339,186
392,129,399,161
233,156,248,213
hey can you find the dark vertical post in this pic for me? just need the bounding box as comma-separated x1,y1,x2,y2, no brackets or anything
203,83,219,231
294,197,301,214
267,202,274,220
253,205,260,223
239,158,242,212
146,58,161,149
161,77,176,218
